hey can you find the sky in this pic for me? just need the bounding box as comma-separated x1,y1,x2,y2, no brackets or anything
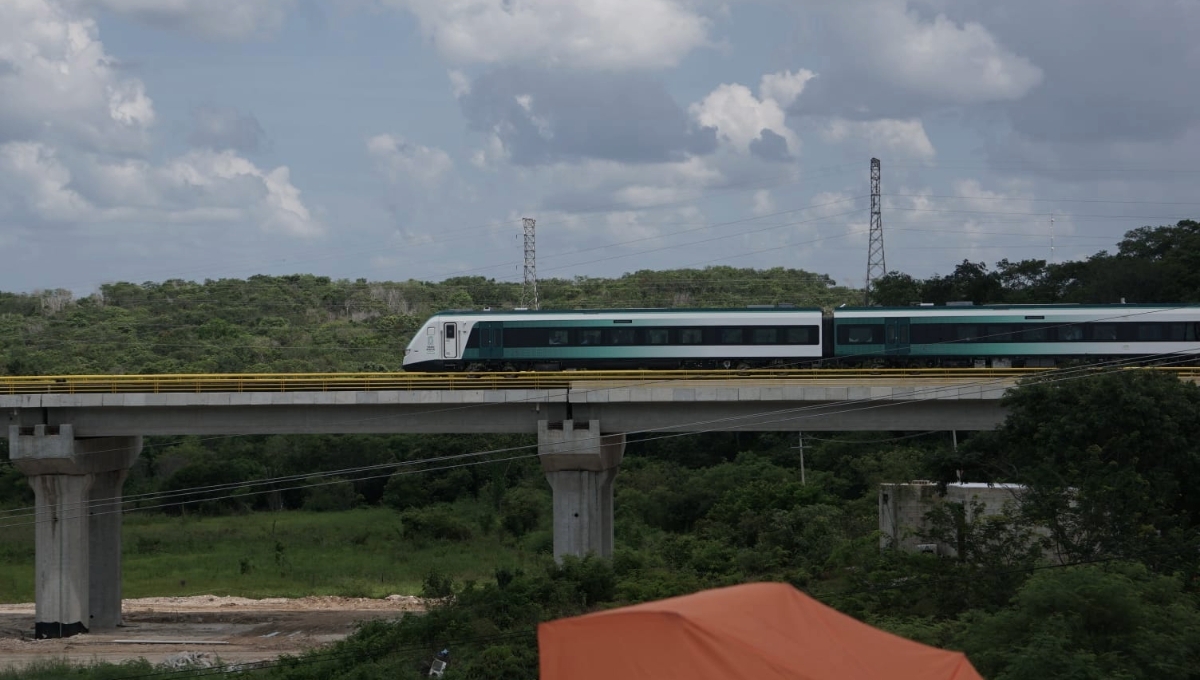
1,0,1198,296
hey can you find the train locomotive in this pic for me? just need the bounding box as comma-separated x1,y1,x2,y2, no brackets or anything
401,304,1200,372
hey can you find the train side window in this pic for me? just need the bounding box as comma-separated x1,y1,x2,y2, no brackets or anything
578,329,602,346
986,325,1012,342
954,325,978,342
752,328,778,344
680,328,703,344
1022,325,1049,342
1137,324,1163,341
609,328,635,345
1092,324,1117,341
1165,323,1186,341
885,325,898,344
1059,326,1083,342
548,330,569,346
465,329,481,348
647,329,669,345
720,328,744,344
785,327,813,344
846,326,877,344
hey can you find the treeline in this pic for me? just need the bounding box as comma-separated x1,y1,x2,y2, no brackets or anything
0,267,856,376
873,219,1200,305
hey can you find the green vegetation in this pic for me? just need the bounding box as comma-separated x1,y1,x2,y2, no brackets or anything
2,221,1200,678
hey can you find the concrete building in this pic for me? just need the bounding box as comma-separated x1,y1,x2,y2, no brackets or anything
878,481,1029,557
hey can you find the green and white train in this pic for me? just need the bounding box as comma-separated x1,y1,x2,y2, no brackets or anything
401,304,1200,371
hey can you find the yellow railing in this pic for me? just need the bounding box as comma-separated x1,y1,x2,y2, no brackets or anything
0,367,1196,395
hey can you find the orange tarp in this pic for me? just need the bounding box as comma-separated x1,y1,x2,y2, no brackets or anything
538,582,984,680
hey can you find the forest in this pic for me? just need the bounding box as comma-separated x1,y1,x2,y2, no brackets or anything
1,219,1200,679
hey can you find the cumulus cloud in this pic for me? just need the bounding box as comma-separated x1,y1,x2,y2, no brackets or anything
0,0,155,152
795,0,1042,118
0,143,322,237
188,106,267,153
0,0,321,241
460,68,716,166
820,118,936,159
74,0,294,39
689,69,812,158
366,134,454,187
382,0,711,70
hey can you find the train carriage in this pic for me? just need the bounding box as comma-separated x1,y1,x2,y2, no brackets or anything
832,304,1200,368
402,307,825,372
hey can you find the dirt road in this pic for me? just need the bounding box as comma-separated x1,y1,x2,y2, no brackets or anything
0,595,428,671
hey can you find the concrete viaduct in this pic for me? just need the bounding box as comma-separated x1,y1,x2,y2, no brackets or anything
2,372,1019,638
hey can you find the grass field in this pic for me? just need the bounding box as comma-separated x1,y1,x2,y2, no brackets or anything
0,506,542,603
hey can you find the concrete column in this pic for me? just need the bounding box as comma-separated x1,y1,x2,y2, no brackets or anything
89,468,131,629
28,473,92,639
538,420,625,561
9,425,141,638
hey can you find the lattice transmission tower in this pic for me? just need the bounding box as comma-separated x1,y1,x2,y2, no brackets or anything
865,158,886,305
522,217,539,310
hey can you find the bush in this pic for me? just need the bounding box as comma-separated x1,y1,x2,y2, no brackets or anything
398,505,474,541
500,487,545,537
302,477,362,512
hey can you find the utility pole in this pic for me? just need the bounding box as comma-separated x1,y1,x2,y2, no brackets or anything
522,217,539,310
792,432,806,485
865,158,886,305
1050,213,1056,265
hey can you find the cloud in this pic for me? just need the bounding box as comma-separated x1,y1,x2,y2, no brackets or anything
0,0,321,242
944,0,1200,144
689,70,811,158
460,68,717,166
382,0,711,70
820,118,936,159
366,134,454,187
188,106,267,153
749,129,791,162
0,143,322,237
751,189,774,216
75,0,295,39
795,0,1042,118
0,0,154,152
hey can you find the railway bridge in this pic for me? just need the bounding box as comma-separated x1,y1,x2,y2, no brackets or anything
1,368,1190,637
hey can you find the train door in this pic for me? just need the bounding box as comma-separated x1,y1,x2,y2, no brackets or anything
443,322,459,358
884,318,911,357
477,321,503,360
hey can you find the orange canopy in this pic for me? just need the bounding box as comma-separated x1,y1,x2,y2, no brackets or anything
538,582,984,680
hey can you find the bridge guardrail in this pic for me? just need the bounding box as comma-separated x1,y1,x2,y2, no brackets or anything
0,367,1196,395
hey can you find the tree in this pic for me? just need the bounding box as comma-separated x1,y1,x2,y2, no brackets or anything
962,564,1200,680
957,371,1200,570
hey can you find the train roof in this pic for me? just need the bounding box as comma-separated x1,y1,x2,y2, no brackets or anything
837,303,1200,311
429,306,824,316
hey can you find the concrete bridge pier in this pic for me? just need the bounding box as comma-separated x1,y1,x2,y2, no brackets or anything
8,425,141,638
538,420,625,561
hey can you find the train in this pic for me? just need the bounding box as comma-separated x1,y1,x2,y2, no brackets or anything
400,303,1200,372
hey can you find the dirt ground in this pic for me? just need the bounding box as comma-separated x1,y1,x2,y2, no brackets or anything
0,594,428,671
